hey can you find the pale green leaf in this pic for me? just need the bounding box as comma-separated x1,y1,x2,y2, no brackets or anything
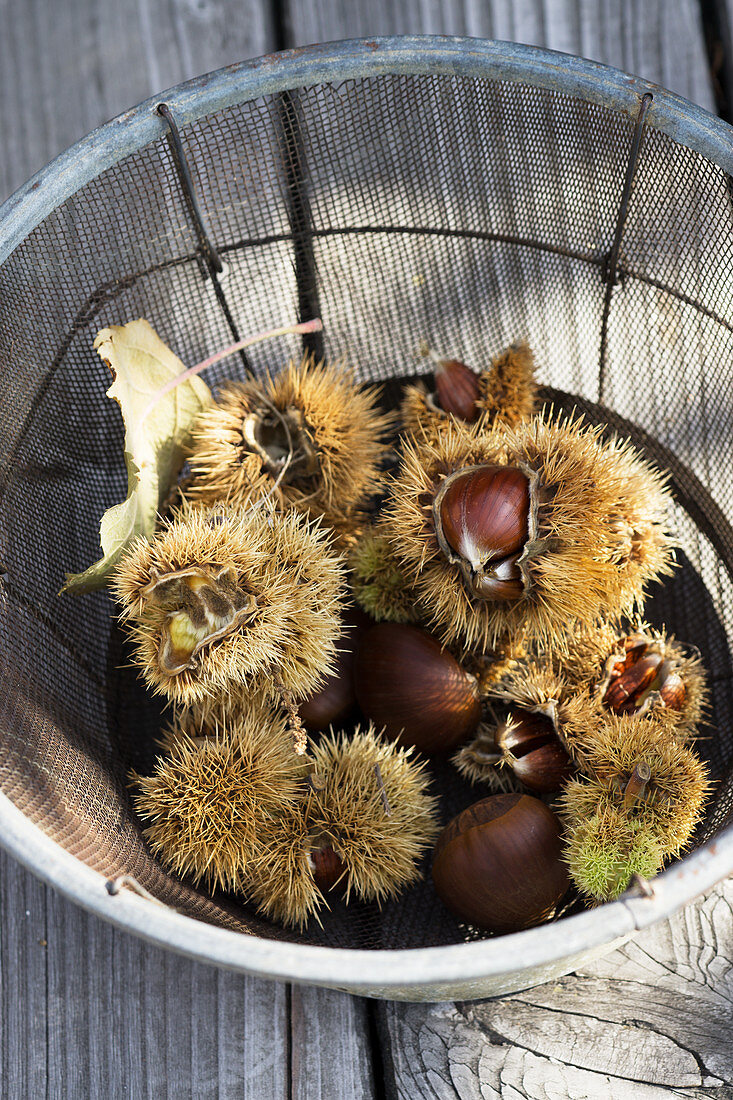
61,319,211,595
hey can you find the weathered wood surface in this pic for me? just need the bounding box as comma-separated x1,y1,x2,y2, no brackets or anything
283,0,716,114
1,2,732,1099
378,878,733,1098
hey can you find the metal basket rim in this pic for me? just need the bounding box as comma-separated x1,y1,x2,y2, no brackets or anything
2,35,733,992
1,790,731,993
2,34,733,266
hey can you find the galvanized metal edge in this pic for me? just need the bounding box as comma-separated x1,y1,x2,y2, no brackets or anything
1,36,733,266
0,790,730,997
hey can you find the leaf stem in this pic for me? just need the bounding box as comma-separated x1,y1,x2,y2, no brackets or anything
140,318,323,424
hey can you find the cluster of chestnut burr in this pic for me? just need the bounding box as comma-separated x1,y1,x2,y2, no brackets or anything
120,335,711,935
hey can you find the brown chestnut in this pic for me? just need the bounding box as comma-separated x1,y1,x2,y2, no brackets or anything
603,634,687,716
659,670,687,711
433,464,530,602
353,623,481,753
499,709,574,793
432,794,570,933
309,843,347,894
434,358,481,422
298,652,357,732
298,607,371,731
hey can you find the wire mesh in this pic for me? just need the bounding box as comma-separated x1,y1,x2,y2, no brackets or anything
1,69,732,950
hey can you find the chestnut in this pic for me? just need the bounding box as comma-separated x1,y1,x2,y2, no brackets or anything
298,651,357,732
432,794,570,933
602,634,687,716
499,709,574,793
309,843,347,894
298,606,371,732
353,623,481,753
432,464,530,602
433,358,481,422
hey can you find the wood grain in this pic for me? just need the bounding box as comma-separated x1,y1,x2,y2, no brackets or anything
291,985,376,1099
282,0,716,112
0,0,275,203
377,878,733,1099
0,849,291,1099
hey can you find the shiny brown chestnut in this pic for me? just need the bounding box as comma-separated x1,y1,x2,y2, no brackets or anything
432,794,570,933
353,623,482,753
298,607,371,731
433,464,530,603
499,709,574,793
434,358,481,422
298,651,357,732
659,670,687,711
309,843,347,894
603,635,687,716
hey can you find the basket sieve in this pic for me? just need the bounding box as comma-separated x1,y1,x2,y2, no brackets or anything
1,36,733,1002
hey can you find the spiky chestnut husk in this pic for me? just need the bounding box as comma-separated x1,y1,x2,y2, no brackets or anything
184,356,394,523
311,726,441,905
563,805,665,902
113,502,346,708
383,412,676,653
241,726,440,927
348,527,421,624
460,633,527,695
482,651,604,766
591,626,708,732
452,724,525,792
563,712,711,852
559,718,711,877
131,700,310,892
478,342,539,427
401,342,538,443
241,801,331,930
453,672,575,792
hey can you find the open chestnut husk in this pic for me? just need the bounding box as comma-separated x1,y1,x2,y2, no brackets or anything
433,464,530,603
432,794,570,933
601,633,686,716
497,708,574,792
383,415,676,654
454,708,574,793
353,623,481,753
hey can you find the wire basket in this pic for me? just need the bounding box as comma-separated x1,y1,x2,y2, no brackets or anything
1,37,733,1001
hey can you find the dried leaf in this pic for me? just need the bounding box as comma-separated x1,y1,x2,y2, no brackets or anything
61,319,211,595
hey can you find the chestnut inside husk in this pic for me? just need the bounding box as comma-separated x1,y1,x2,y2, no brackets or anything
298,607,371,731
432,464,531,603
309,842,347,894
431,358,481,422
601,634,687,715
498,708,574,792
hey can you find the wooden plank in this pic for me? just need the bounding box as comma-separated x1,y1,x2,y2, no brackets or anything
0,0,275,203
40,882,289,1099
0,851,49,1100
282,0,716,111
377,878,733,1099
291,985,376,1100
